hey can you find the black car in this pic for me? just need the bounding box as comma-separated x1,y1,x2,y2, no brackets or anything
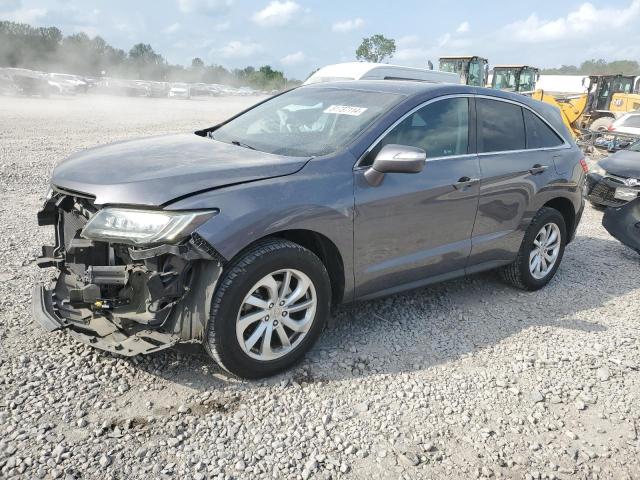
586,140,640,208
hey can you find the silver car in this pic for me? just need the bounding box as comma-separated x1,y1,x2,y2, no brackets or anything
33,81,586,378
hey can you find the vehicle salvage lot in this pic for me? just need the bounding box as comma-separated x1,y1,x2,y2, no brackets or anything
1,95,639,479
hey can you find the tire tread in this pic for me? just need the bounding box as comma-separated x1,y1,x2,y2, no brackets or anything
500,207,565,291
205,238,327,377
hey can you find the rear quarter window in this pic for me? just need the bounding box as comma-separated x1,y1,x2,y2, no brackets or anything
523,109,564,149
621,115,640,128
477,98,525,153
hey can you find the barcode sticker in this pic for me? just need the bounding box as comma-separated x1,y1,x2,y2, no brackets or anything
324,105,368,116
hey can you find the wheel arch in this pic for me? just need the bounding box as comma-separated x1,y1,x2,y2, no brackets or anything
231,229,346,306
542,197,576,242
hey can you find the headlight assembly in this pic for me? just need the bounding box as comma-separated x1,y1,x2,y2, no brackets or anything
81,208,216,246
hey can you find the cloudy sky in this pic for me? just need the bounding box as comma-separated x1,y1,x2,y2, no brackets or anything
2,0,640,79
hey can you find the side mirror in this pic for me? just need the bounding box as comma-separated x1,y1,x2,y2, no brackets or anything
364,144,426,186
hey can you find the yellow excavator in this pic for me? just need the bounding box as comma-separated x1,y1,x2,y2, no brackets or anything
533,74,640,137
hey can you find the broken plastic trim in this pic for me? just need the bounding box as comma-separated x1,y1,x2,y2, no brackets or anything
602,197,640,253
128,234,226,262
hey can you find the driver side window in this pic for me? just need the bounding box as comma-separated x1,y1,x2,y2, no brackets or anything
364,97,469,166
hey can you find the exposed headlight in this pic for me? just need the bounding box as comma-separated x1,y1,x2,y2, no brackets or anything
589,163,606,176
81,208,216,246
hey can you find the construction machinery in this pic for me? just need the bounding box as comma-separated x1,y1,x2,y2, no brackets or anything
533,74,640,137
438,56,488,87
491,65,539,94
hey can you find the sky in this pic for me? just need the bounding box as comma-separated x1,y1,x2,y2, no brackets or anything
1,0,640,79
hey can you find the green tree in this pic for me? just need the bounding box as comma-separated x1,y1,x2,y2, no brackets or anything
128,43,165,79
541,59,640,76
0,19,299,90
355,34,396,63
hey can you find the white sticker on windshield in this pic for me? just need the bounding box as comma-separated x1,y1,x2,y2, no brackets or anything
324,105,368,116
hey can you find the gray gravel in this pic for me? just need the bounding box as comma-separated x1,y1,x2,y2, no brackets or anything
1,95,640,480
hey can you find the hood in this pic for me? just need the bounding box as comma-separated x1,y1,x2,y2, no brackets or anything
599,149,640,179
52,134,310,206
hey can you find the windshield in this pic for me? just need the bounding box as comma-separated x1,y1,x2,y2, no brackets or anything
439,60,462,73
211,87,403,157
518,69,536,91
493,70,517,90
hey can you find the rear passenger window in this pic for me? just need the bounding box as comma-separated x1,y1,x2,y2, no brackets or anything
622,115,640,128
477,98,525,153
523,109,564,148
367,97,469,164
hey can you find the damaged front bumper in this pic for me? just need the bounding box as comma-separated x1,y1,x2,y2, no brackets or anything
32,188,223,356
585,173,640,207
602,197,640,254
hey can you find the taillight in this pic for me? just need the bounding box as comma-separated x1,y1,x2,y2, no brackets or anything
579,158,589,173
608,125,615,132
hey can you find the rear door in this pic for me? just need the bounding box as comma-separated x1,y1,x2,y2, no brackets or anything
467,97,559,270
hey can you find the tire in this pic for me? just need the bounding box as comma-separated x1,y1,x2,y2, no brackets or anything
589,117,613,132
500,207,567,291
205,238,331,379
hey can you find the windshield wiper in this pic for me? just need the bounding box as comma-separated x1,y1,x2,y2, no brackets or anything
231,140,256,151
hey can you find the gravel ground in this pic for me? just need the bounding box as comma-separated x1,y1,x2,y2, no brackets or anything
1,95,639,480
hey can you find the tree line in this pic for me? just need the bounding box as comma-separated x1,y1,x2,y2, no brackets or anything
537,59,640,76
0,20,299,90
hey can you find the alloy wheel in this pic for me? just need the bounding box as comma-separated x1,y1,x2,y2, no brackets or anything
529,223,561,280
235,269,317,361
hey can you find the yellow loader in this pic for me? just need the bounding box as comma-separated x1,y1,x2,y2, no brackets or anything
491,65,540,94
533,74,640,138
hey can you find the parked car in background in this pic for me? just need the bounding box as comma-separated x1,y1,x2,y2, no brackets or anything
603,195,640,254
7,69,52,97
147,81,170,98
585,140,640,208
47,73,89,94
33,81,584,378
189,83,213,96
95,78,150,97
0,68,18,95
168,83,191,99
608,112,640,137
304,62,458,85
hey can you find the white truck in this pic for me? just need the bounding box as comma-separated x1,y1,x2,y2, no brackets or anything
304,62,458,85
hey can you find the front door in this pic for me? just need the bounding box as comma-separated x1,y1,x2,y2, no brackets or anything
353,96,480,299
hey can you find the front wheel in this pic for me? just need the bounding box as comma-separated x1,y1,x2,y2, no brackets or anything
500,207,567,291
205,239,331,378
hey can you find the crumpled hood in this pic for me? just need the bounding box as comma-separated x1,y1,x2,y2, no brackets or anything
52,134,310,206
599,150,640,179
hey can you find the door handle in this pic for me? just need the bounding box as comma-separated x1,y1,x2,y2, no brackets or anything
453,176,480,189
529,164,549,175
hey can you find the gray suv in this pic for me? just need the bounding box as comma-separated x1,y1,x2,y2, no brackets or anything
33,81,585,378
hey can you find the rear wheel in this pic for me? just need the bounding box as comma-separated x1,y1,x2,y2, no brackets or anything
205,238,331,378
500,207,567,290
